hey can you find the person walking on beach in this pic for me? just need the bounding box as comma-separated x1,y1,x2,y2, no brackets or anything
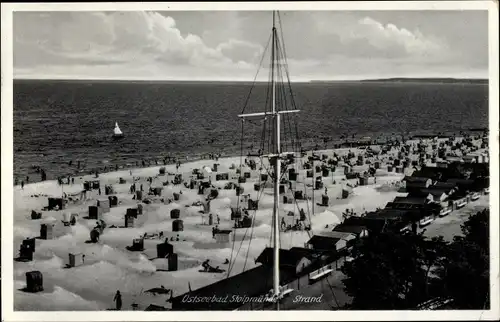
113,290,122,310
21,180,24,190
216,214,220,225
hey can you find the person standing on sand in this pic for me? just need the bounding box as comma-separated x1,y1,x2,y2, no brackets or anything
113,290,122,310
21,181,24,190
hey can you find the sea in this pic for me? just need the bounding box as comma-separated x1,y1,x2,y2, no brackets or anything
13,79,489,182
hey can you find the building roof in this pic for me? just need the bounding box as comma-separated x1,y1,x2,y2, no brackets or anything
420,189,449,198
404,176,431,184
393,196,429,205
289,247,323,258
365,208,414,221
306,235,341,251
255,248,313,267
446,178,475,185
411,166,460,181
386,202,425,210
332,224,367,235
433,182,457,189
170,264,297,310
320,231,356,241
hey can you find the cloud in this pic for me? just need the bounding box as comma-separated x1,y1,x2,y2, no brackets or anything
314,15,447,62
12,11,488,80
216,39,264,64
13,11,264,78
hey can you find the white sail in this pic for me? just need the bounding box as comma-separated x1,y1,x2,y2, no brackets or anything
114,122,123,136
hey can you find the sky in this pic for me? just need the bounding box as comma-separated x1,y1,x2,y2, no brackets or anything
13,10,489,81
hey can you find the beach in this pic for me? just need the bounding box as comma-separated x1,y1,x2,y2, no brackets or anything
13,144,413,311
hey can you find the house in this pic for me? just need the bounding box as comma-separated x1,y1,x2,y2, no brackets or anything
306,234,348,253
363,209,419,233
446,156,464,163
403,176,432,191
462,155,477,163
386,196,431,210
446,178,477,192
418,188,450,203
215,230,232,243
433,181,458,192
332,224,369,238
255,248,313,275
412,166,465,182
325,231,357,248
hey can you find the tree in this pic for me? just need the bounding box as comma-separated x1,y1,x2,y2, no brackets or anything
341,232,442,309
437,209,490,309
342,209,490,310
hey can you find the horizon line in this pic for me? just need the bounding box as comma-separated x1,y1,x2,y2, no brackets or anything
13,76,489,83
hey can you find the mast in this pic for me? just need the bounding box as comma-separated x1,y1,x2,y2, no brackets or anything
237,10,299,309
270,10,281,305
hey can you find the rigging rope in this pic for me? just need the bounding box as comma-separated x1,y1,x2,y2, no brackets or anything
227,165,268,276
226,31,273,279
227,12,321,279
240,33,272,115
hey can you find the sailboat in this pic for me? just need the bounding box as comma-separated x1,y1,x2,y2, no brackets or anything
113,122,124,139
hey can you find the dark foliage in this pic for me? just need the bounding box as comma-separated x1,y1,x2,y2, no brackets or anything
437,209,490,309
342,209,489,310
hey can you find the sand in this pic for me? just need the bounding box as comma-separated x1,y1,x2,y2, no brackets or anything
12,138,487,311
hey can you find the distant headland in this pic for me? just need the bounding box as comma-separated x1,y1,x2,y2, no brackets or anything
14,77,488,85
310,78,488,84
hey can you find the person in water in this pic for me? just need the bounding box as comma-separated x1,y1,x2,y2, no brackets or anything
113,290,122,310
